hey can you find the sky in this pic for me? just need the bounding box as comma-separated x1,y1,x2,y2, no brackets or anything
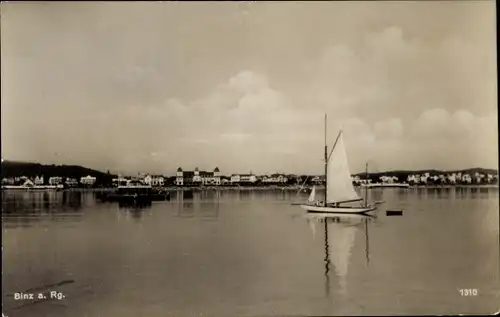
1,1,497,176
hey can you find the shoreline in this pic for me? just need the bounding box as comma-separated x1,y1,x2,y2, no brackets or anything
1,184,498,192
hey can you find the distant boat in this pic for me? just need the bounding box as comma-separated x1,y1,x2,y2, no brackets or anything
299,114,383,214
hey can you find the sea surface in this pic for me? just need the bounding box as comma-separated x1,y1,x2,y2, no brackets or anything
2,188,499,316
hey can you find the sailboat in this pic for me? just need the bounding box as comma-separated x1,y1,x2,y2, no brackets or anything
300,114,380,213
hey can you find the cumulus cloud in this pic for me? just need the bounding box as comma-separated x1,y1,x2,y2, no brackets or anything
295,23,496,123
373,118,403,140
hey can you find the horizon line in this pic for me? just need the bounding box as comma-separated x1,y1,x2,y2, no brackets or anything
1,159,498,177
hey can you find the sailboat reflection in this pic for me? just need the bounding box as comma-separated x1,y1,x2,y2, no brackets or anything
305,212,373,296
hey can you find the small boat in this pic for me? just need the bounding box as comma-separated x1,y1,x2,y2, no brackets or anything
299,114,382,214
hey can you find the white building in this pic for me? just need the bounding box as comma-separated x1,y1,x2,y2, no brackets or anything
447,173,457,184
22,179,35,187
2,177,15,185
112,177,128,187
261,174,288,184
80,175,96,186
49,176,63,185
462,174,472,184
379,176,399,184
231,173,257,184
142,174,152,186
230,174,240,183
198,168,221,185
34,176,44,185
65,178,79,187
407,175,418,183
141,174,165,186
151,175,165,187
474,172,485,184
176,167,220,186
420,174,428,184
487,174,496,183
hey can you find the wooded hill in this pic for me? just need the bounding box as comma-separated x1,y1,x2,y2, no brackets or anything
353,168,498,179
1,160,116,186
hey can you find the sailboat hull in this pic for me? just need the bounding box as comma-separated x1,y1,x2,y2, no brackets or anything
300,204,376,214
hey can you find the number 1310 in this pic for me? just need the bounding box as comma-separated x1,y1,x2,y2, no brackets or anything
459,288,478,296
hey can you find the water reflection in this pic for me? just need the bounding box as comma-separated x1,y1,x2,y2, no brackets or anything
175,190,220,219
1,190,84,227
305,213,372,296
373,186,498,201
183,190,194,200
118,200,152,220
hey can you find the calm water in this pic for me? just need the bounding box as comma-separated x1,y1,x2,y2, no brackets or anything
2,188,499,316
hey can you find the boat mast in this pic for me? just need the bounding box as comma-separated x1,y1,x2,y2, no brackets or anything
365,161,368,207
324,113,328,205
365,217,370,265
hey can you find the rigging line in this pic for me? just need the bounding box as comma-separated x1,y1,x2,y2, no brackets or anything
327,130,343,162
295,175,310,200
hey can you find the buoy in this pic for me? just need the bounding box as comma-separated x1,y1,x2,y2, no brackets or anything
386,210,403,216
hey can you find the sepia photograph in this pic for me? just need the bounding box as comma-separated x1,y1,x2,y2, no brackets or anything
1,1,498,316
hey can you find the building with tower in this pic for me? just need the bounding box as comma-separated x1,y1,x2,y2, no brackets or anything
175,167,221,186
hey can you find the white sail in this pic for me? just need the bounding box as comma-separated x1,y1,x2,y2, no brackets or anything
326,131,360,203
308,186,316,202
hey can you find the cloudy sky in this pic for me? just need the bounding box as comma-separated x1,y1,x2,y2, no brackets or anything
1,1,497,175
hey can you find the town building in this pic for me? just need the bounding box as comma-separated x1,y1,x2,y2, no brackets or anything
231,173,257,184
310,175,326,185
22,179,35,187
49,176,63,185
379,175,399,184
65,178,79,187
221,176,231,185
407,175,419,184
462,174,472,184
141,174,165,187
474,172,485,184
447,173,457,184
261,174,288,184
151,175,165,187
176,167,221,186
112,177,129,187
2,177,15,185
34,176,44,185
80,175,97,186
487,174,496,183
